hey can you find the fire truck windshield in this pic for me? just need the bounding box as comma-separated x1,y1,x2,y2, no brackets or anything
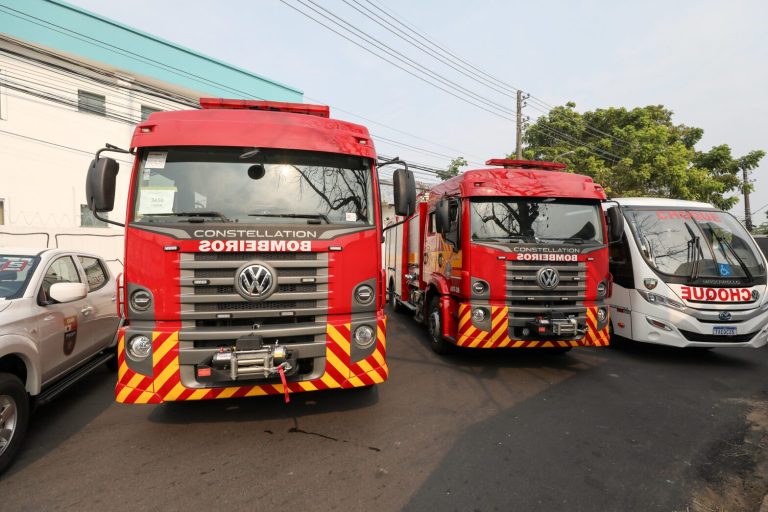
470,198,604,244
625,208,766,280
132,147,374,225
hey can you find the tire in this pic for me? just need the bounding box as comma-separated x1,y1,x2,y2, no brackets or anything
0,373,30,475
388,280,403,313
104,347,119,372
427,297,452,355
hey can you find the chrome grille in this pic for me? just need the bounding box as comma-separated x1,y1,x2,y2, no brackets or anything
179,251,329,323
505,259,587,335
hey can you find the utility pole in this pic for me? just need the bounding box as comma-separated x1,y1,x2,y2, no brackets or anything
744,167,753,232
515,90,523,159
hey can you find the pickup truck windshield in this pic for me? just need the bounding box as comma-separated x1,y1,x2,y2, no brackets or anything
470,198,604,244
625,209,766,279
132,147,374,225
0,255,38,299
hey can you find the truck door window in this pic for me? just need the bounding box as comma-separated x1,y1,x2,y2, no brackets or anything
77,256,108,292
445,199,460,249
40,256,81,302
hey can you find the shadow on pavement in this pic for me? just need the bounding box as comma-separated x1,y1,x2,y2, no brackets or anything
4,365,115,478
610,336,760,370
148,385,380,425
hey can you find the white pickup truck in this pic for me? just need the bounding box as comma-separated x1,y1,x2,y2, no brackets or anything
0,247,120,474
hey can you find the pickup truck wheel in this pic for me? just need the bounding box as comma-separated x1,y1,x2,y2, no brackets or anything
427,297,452,355
0,373,29,475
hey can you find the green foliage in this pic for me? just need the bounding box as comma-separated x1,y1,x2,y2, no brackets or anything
437,156,468,181
521,103,764,211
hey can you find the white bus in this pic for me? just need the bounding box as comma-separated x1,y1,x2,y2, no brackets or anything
607,198,768,348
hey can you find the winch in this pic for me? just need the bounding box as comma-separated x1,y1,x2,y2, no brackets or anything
205,335,298,381
525,315,585,337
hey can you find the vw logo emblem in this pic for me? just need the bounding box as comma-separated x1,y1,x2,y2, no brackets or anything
536,267,560,289
752,289,760,301
718,311,732,321
235,263,276,301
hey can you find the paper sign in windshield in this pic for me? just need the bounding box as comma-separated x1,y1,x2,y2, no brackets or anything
139,187,176,214
145,151,167,169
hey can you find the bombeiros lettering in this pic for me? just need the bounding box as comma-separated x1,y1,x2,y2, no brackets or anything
199,240,312,252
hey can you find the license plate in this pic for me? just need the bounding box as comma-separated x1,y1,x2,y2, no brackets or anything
713,326,737,336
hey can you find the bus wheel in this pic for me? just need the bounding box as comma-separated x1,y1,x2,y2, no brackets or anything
427,297,452,355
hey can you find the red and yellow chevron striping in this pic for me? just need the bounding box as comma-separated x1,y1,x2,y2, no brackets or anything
455,304,610,348
116,317,388,404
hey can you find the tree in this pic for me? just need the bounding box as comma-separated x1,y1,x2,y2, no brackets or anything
521,103,764,211
437,156,467,181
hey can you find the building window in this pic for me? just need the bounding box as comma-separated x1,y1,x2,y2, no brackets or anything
141,105,161,121
78,90,106,116
80,204,108,227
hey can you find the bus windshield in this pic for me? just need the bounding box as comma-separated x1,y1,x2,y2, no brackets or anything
470,198,604,244
132,147,374,225
625,209,766,280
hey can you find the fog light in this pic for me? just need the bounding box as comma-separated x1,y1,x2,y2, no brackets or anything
127,335,152,360
353,325,375,348
472,308,487,322
130,290,152,311
597,281,608,299
355,285,374,305
472,281,488,295
597,307,608,323
646,317,672,332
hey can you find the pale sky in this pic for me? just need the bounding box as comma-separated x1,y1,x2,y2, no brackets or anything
69,0,768,221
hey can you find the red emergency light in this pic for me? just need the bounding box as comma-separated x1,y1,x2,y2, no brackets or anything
199,98,330,118
485,159,567,170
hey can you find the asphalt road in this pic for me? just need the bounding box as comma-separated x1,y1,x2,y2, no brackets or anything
2,308,768,511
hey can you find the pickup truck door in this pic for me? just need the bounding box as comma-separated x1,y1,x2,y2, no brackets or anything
37,255,93,383
76,256,119,352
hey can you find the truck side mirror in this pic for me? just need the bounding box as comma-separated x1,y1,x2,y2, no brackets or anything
86,157,119,212
393,168,416,216
436,199,451,234
606,206,624,243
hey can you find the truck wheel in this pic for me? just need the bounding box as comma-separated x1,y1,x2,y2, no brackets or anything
0,373,30,475
388,280,403,313
427,297,452,355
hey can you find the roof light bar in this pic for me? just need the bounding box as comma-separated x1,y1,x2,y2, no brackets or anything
485,159,567,170
199,98,330,118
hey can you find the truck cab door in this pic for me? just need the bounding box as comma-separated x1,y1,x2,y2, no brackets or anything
36,256,92,383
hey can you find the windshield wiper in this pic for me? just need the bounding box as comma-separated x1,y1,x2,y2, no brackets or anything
248,213,330,224
711,230,752,280
143,211,230,223
475,235,529,243
684,223,702,281
537,237,587,245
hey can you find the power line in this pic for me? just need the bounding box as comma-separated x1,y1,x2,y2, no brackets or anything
278,0,517,122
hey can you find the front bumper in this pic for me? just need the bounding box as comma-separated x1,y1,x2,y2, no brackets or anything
455,304,610,348
115,313,388,403
629,307,768,348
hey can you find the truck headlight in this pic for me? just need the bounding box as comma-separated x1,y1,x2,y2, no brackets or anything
638,290,685,310
127,335,152,360
130,290,152,311
353,325,375,348
597,307,608,323
597,281,608,299
472,308,487,322
472,281,488,295
354,285,374,305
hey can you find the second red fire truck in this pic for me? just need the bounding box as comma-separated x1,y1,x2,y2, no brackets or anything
385,159,624,353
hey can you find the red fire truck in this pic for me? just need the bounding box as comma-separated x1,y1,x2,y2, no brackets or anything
85,98,415,403
384,159,623,353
